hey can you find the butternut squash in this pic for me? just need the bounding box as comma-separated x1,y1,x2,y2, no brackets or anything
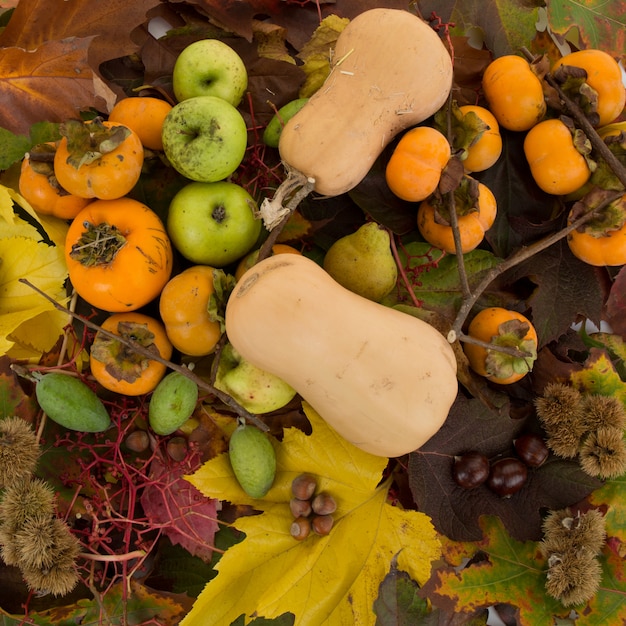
278,8,453,198
225,254,458,457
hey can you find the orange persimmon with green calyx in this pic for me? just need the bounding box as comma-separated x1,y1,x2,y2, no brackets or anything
108,96,173,151
567,192,626,266
54,117,144,200
457,105,503,172
417,177,497,255
463,307,538,385
90,312,173,396
523,117,593,196
552,49,626,127
385,126,451,202
234,244,302,281
482,55,546,131
19,143,92,220
65,197,173,312
159,265,225,357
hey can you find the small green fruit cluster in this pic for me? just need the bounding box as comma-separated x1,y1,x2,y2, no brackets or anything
289,473,337,541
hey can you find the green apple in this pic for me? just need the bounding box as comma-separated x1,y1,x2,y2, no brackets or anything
215,343,297,414
172,39,248,107
161,96,247,182
167,180,262,267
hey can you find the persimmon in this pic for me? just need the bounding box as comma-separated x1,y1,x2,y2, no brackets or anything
567,192,626,266
463,307,538,385
481,55,546,131
108,96,173,151
65,197,173,312
19,143,92,220
54,117,144,200
417,177,497,254
234,244,302,281
385,126,451,202
458,105,503,172
159,265,223,357
523,118,592,196
90,312,173,396
552,49,626,127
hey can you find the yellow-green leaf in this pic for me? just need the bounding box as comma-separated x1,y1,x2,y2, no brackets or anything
184,403,441,625
296,15,349,98
0,236,69,357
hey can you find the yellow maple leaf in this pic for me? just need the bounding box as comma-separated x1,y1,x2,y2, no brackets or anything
0,183,70,359
184,403,441,625
0,236,69,358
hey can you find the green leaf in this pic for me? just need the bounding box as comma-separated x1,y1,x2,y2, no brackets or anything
391,241,500,320
442,0,541,57
589,477,626,543
570,348,626,407
425,516,571,623
373,557,436,626
0,127,30,170
546,0,626,59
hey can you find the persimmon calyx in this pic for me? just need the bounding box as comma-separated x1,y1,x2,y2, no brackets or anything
572,192,626,236
69,221,127,267
432,174,480,224
484,319,537,379
552,65,600,126
59,117,131,169
207,269,237,333
91,321,160,383
434,101,489,161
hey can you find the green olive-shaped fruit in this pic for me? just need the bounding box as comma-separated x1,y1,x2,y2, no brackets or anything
148,371,199,436
228,424,276,498
35,372,111,432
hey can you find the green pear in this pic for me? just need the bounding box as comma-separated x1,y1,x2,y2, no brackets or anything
323,222,398,302
214,343,296,414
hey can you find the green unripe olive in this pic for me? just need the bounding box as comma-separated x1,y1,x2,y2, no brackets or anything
263,98,309,148
228,424,276,498
35,372,111,433
148,371,199,436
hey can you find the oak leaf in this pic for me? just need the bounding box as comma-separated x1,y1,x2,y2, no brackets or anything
183,403,441,625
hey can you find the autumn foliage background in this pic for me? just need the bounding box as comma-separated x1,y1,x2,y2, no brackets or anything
0,0,626,624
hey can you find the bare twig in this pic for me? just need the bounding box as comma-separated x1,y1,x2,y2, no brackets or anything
447,189,623,343
19,279,270,432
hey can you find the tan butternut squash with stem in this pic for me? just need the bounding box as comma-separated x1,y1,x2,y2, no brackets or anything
277,8,453,198
225,254,458,457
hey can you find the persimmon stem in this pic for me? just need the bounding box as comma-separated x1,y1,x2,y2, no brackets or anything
447,189,623,343
18,279,270,432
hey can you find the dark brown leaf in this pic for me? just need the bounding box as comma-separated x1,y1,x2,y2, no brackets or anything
408,394,602,541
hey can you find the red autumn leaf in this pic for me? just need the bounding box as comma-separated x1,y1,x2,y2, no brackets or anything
141,456,220,563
